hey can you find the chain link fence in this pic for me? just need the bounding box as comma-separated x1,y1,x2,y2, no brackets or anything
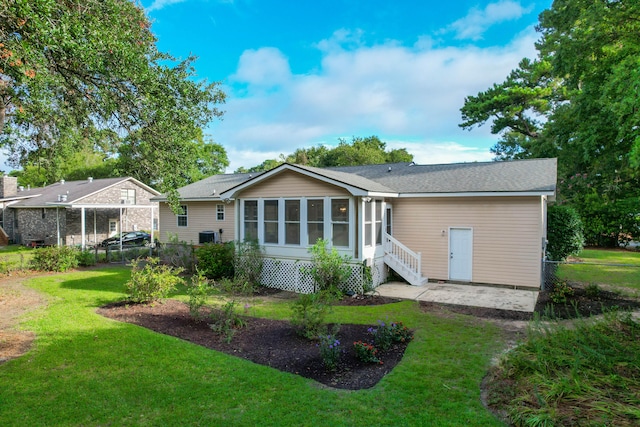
542,258,640,291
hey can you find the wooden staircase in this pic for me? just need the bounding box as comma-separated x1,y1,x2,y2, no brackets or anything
383,233,428,286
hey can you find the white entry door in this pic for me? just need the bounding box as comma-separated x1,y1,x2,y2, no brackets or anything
449,228,473,281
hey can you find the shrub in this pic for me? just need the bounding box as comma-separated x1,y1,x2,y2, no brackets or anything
367,319,413,351
585,283,601,299
210,300,246,343
318,330,341,371
353,341,381,364
550,280,575,303
307,239,352,294
77,250,97,267
195,242,234,280
30,246,79,272
187,269,212,320
234,240,264,287
547,205,584,261
213,277,257,296
124,257,184,303
291,292,333,339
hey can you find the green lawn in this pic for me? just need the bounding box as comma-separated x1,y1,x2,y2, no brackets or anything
0,245,34,273
557,248,640,293
0,268,506,426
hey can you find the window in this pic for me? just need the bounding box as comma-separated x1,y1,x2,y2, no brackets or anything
120,188,136,204
264,200,279,244
153,218,158,231
285,200,300,245
375,201,383,245
177,205,188,227
364,201,372,247
244,200,258,241
307,199,324,245
216,204,225,221
331,199,349,247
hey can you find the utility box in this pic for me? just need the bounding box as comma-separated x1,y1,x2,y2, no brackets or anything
198,231,219,244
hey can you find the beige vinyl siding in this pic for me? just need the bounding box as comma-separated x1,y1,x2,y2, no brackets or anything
159,201,235,244
239,170,350,198
392,197,543,288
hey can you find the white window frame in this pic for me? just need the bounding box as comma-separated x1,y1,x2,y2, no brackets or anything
240,197,352,249
216,204,225,221
120,188,136,204
177,205,188,227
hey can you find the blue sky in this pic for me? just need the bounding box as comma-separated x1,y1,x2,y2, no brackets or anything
3,1,553,174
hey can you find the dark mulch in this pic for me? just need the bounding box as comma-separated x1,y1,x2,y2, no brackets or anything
534,286,640,319
97,299,409,390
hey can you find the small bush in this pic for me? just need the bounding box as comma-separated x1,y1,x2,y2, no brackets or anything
213,277,258,296
291,292,333,340
77,250,97,267
210,300,246,343
30,246,79,272
318,330,341,371
368,319,413,351
550,280,575,303
125,257,184,303
585,283,601,299
353,341,381,364
234,240,264,287
307,239,352,294
187,269,212,320
195,242,234,280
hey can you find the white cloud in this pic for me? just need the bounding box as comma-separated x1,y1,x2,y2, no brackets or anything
446,1,533,40
214,26,538,171
145,0,188,13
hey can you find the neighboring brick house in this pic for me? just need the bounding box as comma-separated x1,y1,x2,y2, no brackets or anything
0,176,159,247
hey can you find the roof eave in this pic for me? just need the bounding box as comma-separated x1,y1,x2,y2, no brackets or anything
398,190,556,198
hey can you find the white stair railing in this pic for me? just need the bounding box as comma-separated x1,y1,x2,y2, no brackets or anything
383,233,421,279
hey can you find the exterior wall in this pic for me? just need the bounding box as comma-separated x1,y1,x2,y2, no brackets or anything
14,208,66,246
239,170,350,198
79,180,157,205
158,201,236,244
392,196,544,288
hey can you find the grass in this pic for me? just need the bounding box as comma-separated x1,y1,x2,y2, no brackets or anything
0,244,34,273
557,248,640,292
492,312,640,426
0,268,505,426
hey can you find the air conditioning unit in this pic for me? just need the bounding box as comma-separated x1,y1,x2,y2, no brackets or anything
120,199,134,205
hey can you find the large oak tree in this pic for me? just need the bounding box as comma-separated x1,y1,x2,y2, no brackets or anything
0,0,225,208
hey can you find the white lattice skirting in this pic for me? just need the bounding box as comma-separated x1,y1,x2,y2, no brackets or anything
260,258,386,294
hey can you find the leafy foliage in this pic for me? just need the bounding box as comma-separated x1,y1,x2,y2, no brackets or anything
210,300,246,343
235,135,413,172
290,293,333,340
195,242,235,280
186,269,212,320
546,205,584,261
76,250,97,267
0,0,225,207
124,257,184,303
234,240,264,288
353,341,381,364
30,246,79,272
307,239,352,294
317,329,342,371
460,0,640,245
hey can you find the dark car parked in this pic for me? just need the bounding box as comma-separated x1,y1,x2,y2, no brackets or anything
100,231,151,247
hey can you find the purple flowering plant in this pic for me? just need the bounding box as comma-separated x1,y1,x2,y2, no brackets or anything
318,333,341,371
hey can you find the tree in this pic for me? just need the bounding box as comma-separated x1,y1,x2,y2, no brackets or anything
235,136,414,173
0,0,225,210
460,0,640,245
546,205,584,261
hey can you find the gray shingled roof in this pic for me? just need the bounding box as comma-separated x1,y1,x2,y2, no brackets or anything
153,172,256,201
326,158,557,193
166,158,557,200
10,177,158,207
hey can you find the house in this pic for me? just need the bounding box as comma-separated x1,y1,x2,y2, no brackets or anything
156,159,557,292
0,176,160,248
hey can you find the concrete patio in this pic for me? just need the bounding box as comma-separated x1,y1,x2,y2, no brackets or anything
375,282,540,313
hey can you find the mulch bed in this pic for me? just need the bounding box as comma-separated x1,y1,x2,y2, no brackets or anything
97,299,409,390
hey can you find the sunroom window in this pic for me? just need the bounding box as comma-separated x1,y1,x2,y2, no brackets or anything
307,199,324,245
264,200,279,244
331,199,349,247
244,200,258,241
285,200,300,245
375,201,383,246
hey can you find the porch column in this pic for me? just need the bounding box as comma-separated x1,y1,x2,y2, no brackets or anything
81,206,86,249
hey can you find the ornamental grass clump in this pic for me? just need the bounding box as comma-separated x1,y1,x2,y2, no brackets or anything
353,340,381,364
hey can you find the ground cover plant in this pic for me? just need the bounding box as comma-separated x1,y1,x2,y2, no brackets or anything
0,268,505,426
485,311,640,426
